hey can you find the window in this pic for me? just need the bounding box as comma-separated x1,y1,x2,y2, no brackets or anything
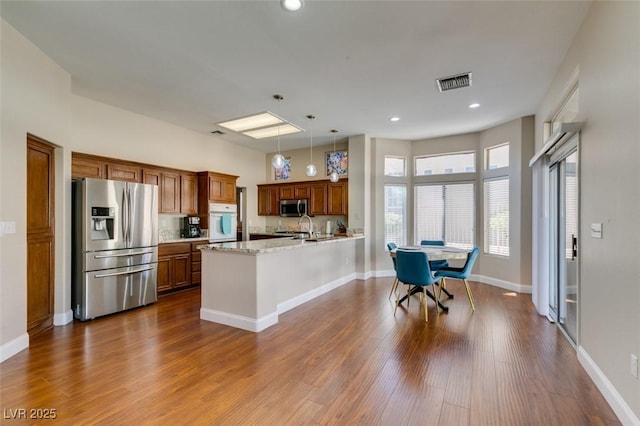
486,143,509,170
414,183,474,249
384,156,406,177
415,152,475,176
384,184,407,246
484,177,509,256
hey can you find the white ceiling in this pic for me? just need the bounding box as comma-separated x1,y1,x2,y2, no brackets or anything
0,0,591,152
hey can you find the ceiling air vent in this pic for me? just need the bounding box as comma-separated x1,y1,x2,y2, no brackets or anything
436,72,472,92
210,130,226,135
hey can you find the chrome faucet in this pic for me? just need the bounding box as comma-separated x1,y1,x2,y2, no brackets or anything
298,214,313,238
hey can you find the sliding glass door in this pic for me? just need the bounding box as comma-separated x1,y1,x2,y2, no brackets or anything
548,138,578,343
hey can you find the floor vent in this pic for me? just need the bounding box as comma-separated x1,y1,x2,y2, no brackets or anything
436,72,472,92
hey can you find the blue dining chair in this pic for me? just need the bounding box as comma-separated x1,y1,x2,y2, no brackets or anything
386,242,399,299
435,247,479,311
419,240,449,271
395,250,443,322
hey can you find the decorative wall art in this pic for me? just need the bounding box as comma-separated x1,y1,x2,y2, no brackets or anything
325,150,348,176
274,156,291,180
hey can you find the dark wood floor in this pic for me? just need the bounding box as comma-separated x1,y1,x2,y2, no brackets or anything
1,278,619,425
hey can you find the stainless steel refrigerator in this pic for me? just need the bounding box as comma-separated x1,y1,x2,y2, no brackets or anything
72,178,158,320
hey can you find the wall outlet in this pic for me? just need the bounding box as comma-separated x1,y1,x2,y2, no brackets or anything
345,257,349,265
631,354,638,379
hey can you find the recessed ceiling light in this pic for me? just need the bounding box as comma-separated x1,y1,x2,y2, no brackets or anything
281,0,303,12
242,123,304,139
218,112,284,132
389,116,400,122
469,103,481,109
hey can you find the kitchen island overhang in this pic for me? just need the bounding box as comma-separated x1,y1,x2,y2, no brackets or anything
198,236,365,332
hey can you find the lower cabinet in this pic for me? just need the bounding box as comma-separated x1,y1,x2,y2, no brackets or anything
191,242,202,285
157,243,191,295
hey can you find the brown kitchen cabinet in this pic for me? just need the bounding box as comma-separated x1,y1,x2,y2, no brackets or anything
199,171,238,204
71,153,106,179
158,243,192,294
144,168,179,214
106,163,142,183
309,183,327,215
328,180,348,215
279,185,295,200
180,173,198,215
197,171,239,229
258,185,279,216
258,179,347,216
190,242,202,285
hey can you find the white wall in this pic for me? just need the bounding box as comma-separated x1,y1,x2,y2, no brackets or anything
263,140,348,183
0,18,267,361
534,2,640,422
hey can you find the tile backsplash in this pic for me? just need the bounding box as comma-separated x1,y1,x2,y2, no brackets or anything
256,215,347,235
158,214,206,242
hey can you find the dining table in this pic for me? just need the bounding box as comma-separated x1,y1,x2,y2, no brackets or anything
390,245,470,312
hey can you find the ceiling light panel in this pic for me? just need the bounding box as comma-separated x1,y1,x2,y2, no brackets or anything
243,123,304,139
218,112,284,132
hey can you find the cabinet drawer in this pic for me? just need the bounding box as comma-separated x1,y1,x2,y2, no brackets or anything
191,251,201,262
192,261,201,272
191,271,201,284
191,242,205,252
158,243,190,256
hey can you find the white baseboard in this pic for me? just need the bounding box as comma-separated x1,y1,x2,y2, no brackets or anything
0,333,29,364
577,346,640,426
355,271,373,281
469,274,532,294
200,308,278,332
373,269,395,278
54,309,73,326
278,272,356,314
200,272,358,333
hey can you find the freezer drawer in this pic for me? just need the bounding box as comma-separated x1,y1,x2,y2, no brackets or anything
84,247,158,272
74,263,157,321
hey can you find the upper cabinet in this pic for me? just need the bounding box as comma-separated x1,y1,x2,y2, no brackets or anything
197,172,238,230
199,171,238,204
327,181,348,215
106,163,141,183
71,153,106,179
72,152,209,215
258,186,279,216
180,173,198,215
257,179,347,216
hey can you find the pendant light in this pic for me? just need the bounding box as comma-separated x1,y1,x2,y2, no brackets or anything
271,94,285,169
329,129,339,182
305,115,317,177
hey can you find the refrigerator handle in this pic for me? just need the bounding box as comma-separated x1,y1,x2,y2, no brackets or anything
122,185,129,246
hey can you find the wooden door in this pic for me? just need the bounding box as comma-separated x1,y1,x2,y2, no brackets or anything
26,135,55,337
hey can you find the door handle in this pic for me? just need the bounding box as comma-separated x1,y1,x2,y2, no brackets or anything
94,266,153,278
571,234,577,260
94,250,154,259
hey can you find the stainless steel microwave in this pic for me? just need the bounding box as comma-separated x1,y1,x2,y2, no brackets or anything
280,199,308,217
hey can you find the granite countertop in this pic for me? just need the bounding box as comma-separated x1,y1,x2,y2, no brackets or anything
198,235,364,255
159,237,210,244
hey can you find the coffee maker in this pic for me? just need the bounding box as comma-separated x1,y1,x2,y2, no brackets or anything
182,216,201,238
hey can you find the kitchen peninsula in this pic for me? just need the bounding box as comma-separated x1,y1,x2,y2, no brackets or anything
199,236,364,332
